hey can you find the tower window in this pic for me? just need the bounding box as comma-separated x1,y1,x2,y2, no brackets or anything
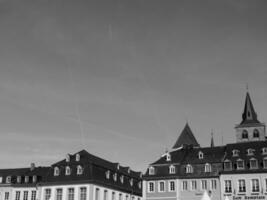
242,130,248,139
253,129,259,138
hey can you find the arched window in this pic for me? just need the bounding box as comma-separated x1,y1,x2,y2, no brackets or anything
204,163,211,173
186,164,193,173
253,129,259,138
232,149,239,157
149,166,155,175
105,170,110,179
198,151,204,159
242,130,248,139
65,166,71,175
166,153,171,161
169,165,176,174
77,165,83,175
75,154,80,162
54,167,60,176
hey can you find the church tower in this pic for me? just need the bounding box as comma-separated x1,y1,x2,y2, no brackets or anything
235,92,266,143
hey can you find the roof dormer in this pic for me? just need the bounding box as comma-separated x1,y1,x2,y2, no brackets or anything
232,149,239,157
75,153,80,162
198,151,204,159
166,152,171,161
247,148,255,156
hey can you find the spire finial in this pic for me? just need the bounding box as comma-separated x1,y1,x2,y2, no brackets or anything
210,129,214,147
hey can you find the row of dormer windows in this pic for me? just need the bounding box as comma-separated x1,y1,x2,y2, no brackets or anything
105,170,141,188
232,147,267,157
0,175,37,184
54,165,83,176
224,157,267,171
66,153,80,162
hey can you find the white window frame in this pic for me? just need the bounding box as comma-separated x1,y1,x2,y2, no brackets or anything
75,154,80,162
169,180,176,192
236,159,245,170
232,149,239,157
186,164,193,173
158,181,165,192
77,165,83,175
211,179,217,190
199,151,204,159
65,166,71,175
238,179,246,193
191,180,197,191
204,163,211,173
262,148,267,155
148,181,155,193
166,153,171,161
251,179,260,192
182,180,188,191
54,167,60,176
169,165,175,174
224,180,232,193
249,158,258,169
247,148,255,156
201,180,207,190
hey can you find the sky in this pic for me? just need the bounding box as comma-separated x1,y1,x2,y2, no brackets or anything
0,0,267,171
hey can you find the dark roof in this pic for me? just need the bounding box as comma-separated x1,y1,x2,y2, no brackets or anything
172,123,199,149
239,92,260,125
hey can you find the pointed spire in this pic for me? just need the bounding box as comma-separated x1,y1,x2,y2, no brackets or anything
172,123,199,149
210,130,214,148
240,92,260,125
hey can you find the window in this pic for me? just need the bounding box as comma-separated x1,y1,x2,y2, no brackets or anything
54,167,60,176
66,166,71,175
148,182,155,192
15,191,20,200
112,192,115,200
253,129,259,138
263,158,267,169
4,192,9,200
131,197,135,200
182,181,188,191
77,165,83,175
66,154,70,162
17,176,21,183
159,181,165,192
125,196,129,200
211,180,217,190
104,190,108,200
113,173,117,181
76,154,80,162
262,148,267,155
80,187,87,200
238,179,246,193
129,178,133,186
247,149,255,156
250,158,258,169
186,164,193,173
169,165,175,174
95,188,100,200
265,179,267,192
149,166,155,175
138,181,142,189
252,179,259,192
199,151,204,159
232,149,239,157
169,181,175,191
31,191,36,200
242,130,248,139
56,189,63,200
105,170,110,179
205,163,212,173
237,159,245,170
120,175,124,183
0,177,2,183
166,153,171,161
224,160,232,171
68,188,75,200
23,191,28,200
191,180,197,190
119,194,122,200
44,189,51,200
25,176,29,183
6,176,11,184
224,180,232,193
32,176,37,183
201,180,207,190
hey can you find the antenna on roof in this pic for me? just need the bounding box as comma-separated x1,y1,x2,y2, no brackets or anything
246,83,249,92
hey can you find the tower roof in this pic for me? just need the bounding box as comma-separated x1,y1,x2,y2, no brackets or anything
172,123,199,149
240,92,260,125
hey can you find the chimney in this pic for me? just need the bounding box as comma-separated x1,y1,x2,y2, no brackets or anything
30,163,35,171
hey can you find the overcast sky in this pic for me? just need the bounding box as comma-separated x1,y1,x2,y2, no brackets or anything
0,0,267,171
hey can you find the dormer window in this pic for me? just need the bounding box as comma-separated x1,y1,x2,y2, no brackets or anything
204,163,212,173
262,148,267,155
232,149,239,157
198,151,204,159
25,176,29,183
32,175,37,183
253,129,260,138
127,168,131,174
120,175,124,183
242,130,248,139
138,181,142,189
17,176,21,183
236,159,244,170
250,158,258,169
117,164,120,170
186,164,193,173
66,154,70,162
224,160,232,171
54,167,60,176
130,178,133,186
0,177,2,183
247,148,255,156
169,165,176,174
6,176,11,184
113,173,117,181
148,166,155,175
65,166,71,175
75,154,80,162
105,170,110,179
166,153,171,161
263,157,267,169
77,165,83,175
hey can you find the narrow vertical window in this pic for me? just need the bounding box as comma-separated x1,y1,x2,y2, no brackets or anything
169,181,175,191
104,190,108,200
31,191,36,200
15,191,20,200
80,187,87,200
191,180,197,190
182,181,188,191
119,194,122,200
44,189,51,200
201,180,207,190
4,192,9,200
252,179,259,192
224,180,232,193
23,191,28,200
211,180,217,190
95,188,100,200
238,179,246,193
56,189,63,200
148,182,154,192
159,181,165,192
68,188,75,200
112,192,115,200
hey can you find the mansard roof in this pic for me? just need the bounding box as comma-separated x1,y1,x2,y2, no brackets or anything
172,123,200,149
239,92,261,126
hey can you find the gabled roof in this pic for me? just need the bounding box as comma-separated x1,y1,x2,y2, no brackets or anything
172,123,199,149
240,92,260,125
